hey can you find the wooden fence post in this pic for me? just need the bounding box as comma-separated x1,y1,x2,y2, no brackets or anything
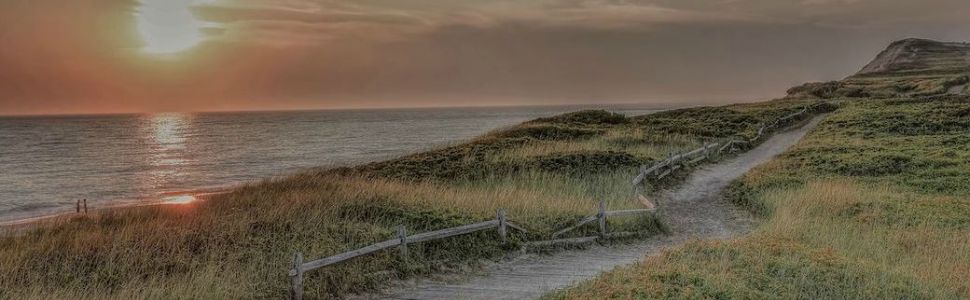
83,199,87,214
290,252,304,300
397,226,408,260
635,164,646,196
76,200,80,213
597,201,607,237
497,209,508,244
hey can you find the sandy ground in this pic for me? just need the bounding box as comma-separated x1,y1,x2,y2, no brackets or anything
358,115,827,300
947,84,967,95
0,190,227,235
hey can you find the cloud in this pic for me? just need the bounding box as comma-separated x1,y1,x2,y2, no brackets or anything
470,0,773,29
193,4,422,25
188,0,776,47
188,1,431,45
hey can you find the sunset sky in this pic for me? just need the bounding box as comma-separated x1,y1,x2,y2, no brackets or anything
1,0,969,115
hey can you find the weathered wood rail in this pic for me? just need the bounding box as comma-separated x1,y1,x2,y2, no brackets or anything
632,106,810,189
288,209,527,300
543,200,654,243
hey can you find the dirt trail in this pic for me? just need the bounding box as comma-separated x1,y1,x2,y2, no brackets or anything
947,84,966,95
363,116,827,300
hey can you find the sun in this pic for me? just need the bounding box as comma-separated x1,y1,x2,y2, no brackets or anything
135,0,217,55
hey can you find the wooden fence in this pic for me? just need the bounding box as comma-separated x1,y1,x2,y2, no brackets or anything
541,200,654,244
632,106,809,189
286,106,812,299
288,209,527,300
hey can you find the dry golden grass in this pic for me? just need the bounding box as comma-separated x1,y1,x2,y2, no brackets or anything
551,180,969,299
494,128,700,162
0,173,624,299
763,180,970,295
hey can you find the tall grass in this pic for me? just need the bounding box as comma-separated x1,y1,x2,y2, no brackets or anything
0,104,811,299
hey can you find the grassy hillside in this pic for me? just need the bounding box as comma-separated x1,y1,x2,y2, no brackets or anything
788,39,969,100
549,39,970,300
549,91,970,297
0,101,816,299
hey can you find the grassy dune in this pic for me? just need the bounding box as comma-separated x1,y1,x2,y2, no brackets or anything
0,102,815,298
549,96,970,299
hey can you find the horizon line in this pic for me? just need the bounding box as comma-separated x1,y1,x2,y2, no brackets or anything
0,98,764,118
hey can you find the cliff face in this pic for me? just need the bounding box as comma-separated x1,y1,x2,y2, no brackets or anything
787,38,969,99
856,38,970,76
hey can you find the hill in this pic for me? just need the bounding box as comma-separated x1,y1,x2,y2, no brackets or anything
858,38,970,76
787,38,969,99
551,40,970,299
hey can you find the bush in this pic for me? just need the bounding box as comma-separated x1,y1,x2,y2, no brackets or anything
530,110,629,126
533,151,645,175
634,106,762,138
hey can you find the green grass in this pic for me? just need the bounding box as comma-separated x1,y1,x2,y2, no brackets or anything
786,75,968,99
0,102,818,299
549,96,970,299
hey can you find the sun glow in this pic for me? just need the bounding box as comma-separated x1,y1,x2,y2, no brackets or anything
164,195,197,204
135,0,217,55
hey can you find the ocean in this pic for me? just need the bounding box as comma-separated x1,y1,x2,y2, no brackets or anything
0,105,662,222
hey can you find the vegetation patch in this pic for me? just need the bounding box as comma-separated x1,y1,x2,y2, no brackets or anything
529,110,629,126
548,238,938,300
633,106,762,138
533,151,645,175
787,81,870,98
495,125,603,141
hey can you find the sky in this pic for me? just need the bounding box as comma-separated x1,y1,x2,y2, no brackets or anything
1,0,969,115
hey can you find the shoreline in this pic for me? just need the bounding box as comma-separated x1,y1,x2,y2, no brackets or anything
0,189,231,231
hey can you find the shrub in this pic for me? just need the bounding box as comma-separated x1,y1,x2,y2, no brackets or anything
496,125,603,141
530,110,629,126
532,151,645,175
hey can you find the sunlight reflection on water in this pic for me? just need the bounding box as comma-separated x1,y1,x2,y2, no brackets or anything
163,195,197,204
146,113,192,190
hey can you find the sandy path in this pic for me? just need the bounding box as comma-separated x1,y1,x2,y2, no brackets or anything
947,84,967,95
362,115,827,300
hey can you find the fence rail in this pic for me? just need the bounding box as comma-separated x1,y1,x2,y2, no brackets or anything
632,106,810,188
288,209,525,300
547,200,654,240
